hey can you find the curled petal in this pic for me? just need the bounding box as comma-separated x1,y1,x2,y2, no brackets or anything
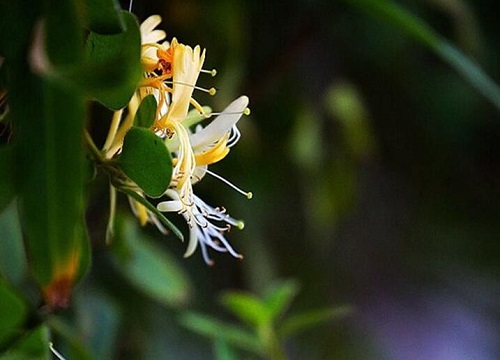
183,225,199,258
140,15,165,43
190,96,249,151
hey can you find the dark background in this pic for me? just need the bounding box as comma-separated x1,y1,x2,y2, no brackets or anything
85,0,500,358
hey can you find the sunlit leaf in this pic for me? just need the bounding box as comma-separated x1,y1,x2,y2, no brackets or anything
83,0,124,34
0,281,27,348
112,215,191,307
263,280,299,322
117,126,172,197
179,312,261,354
278,306,353,338
0,326,50,360
134,94,157,128
220,292,269,327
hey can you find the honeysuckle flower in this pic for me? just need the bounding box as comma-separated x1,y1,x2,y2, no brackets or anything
157,96,251,264
103,14,250,263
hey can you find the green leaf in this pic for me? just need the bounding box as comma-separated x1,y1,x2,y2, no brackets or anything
0,281,27,348
113,215,191,307
82,0,124,34
0,202,27,286
220,292,269,327
117,127,172,198
7,0,91,309
80,11,142,109
214,339,240,360
263,280,300,322
134,95,157,128
0,326,50,360
13,76,91,308
0,147,14,213
179,312,261,354
278,305,353,339
44,0,82,66
344,0,500,112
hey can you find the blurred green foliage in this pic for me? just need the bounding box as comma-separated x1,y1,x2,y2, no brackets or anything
1,0,500,358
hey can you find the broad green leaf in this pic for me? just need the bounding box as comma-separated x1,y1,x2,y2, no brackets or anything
220,292,269,327
83,0,124,34
0,202,27,285
0,147,14,212
278,306,353,339
80,11,142,109
9,0,91,307
344,0,500,112
0,281,27,348
134,95,157,128
117,127,172,198
0,325,50,360
13,76,91,309
179,312,261,354
113,215,191,307
263,280,299,322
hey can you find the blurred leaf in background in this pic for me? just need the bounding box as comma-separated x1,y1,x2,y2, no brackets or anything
181,280,351,359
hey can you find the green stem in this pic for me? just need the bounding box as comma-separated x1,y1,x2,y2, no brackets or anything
83,130,104,164
259,324,288,360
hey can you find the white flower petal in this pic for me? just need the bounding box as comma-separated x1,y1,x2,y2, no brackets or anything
192,165,207,184
190,96,249,150
146,29,166,43
140,15,162,39
157,200,183,212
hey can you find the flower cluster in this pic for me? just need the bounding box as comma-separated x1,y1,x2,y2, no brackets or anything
104,15,251,265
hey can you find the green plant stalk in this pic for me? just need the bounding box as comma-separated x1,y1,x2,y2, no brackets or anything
344,0,500,112
258,324,287,360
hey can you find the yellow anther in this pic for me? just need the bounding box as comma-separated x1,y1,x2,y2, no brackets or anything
201,68,217,77
236,221,245,230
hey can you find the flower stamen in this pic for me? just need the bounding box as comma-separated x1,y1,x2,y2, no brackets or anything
205,169,253,199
